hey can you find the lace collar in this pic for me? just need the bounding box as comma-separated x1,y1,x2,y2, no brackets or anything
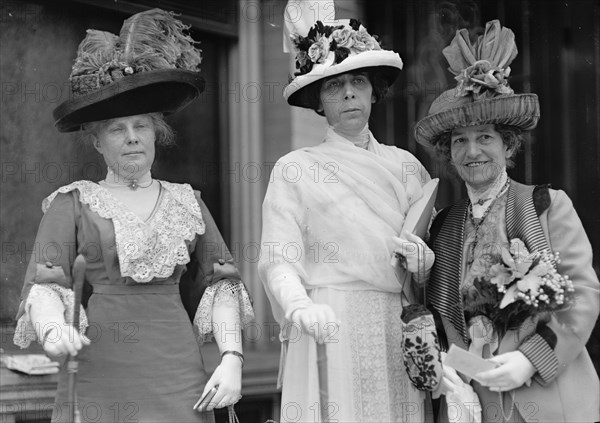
43,180,206,282
466,169,509,219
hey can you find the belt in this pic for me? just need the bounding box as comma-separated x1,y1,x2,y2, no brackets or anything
92,284,179,295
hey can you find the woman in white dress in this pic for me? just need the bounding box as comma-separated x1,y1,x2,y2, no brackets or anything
259,16,434,423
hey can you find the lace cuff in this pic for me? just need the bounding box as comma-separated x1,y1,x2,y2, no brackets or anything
192,279,254,345
13,283,89,349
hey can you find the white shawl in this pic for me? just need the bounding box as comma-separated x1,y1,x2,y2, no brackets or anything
259,128,430,326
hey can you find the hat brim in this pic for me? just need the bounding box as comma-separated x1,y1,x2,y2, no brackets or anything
414,93,540,146
53,69,205,132
284,50,403,109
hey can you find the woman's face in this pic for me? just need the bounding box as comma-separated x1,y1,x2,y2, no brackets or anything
319,71,375,136
93,114,156,180
450,124,512,190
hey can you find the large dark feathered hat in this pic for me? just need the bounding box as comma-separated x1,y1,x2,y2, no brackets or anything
53,9,204,132
414,20,540,146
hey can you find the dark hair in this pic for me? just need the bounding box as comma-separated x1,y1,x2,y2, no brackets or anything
80,113,175,147
302,68,391,116
432,124,525,168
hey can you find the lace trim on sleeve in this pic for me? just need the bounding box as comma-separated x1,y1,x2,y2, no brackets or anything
192,279,254,345
13,283,89,349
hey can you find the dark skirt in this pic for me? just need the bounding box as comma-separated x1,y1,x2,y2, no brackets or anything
52,284,213,423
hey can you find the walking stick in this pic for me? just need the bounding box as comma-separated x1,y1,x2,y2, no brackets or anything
68,255,86,423
316,342,329,422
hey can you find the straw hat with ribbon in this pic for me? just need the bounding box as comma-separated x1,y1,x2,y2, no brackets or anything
414,19,540,146
53,8,204,132
282,1,403,108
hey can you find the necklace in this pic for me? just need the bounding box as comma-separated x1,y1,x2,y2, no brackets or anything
468,170,508,211
466,179,510,267
466,202,493,267
128,179,154,190
474,197,491,206
100,178,154,191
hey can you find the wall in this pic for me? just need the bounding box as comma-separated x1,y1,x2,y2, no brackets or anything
1,1,111,321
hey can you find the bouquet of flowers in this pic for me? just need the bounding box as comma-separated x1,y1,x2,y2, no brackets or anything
465,239,574,332
290,19,382,77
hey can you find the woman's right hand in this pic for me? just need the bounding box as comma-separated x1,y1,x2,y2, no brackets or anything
291,304,339,344
432,353,462,398
432,362,472,398
41,325,90,358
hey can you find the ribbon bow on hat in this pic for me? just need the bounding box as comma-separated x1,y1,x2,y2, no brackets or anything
444,19,518,99
280,0,403,108
413,19,540,146
283,0,337,53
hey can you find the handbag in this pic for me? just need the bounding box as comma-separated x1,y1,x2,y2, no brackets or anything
401,303,443,391
398,251,443,391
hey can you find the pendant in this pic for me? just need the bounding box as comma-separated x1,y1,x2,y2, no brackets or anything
129,180,139,190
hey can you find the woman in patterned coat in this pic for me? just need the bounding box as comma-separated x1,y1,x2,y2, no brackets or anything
414,19,599,423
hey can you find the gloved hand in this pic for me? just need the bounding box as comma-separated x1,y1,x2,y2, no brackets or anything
40,324,90,358
267,270,340,343
432,352,461,399
391,232,435,274
291,303,339,344
443,364,483,423
28,286,89,358
475,351,536,392
200,353,243,411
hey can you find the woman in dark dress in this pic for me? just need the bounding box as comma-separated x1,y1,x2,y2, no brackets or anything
13,9,253,423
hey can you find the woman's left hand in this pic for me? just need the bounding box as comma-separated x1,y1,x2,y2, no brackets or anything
475,351,536,392
391,232,435,273
200,354,243,411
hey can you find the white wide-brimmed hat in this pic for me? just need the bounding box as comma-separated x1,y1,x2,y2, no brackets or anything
283,18,403,108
